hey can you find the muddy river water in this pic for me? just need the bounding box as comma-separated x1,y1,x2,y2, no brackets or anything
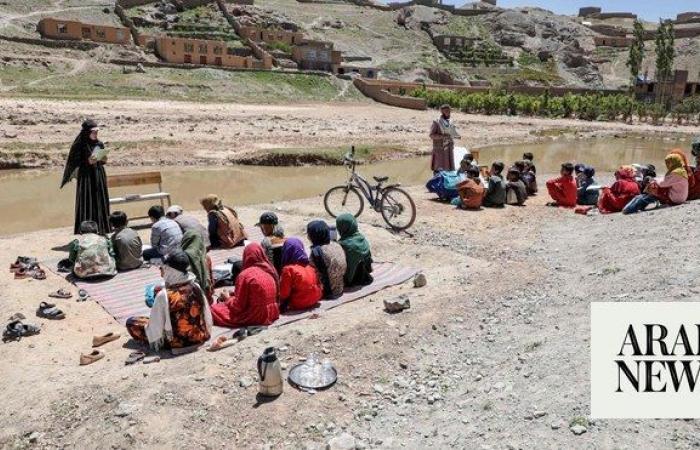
0,136,691,235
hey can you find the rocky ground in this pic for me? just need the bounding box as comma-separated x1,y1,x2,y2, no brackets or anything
1,178,699,449
2,98,700,169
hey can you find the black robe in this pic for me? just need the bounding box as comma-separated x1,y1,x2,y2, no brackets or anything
61,124,110,235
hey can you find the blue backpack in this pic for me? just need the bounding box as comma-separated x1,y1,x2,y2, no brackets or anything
426,171,463,201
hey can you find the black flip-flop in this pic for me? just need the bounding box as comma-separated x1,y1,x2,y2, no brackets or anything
231,328,248,341
125,351,146,365
77,290,90,302
37,302,65,320
245,326,267,336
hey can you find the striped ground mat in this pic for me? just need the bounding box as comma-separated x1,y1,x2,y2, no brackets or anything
47,228,418,331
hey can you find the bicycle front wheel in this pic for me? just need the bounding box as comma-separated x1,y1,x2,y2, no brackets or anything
324,185,365,219
380,187,416,231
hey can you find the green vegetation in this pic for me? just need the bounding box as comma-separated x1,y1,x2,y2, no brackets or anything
0,65,366,103
267,41,293,54
626,19,645,84
235,145,412,165
655,20,676,106
411,88,700,124
517,51,540,67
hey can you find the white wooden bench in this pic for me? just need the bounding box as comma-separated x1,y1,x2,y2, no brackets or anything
107,171,171,219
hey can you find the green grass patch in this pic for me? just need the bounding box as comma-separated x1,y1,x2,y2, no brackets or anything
0,65,366,103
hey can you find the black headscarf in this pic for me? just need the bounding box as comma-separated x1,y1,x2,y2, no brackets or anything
61,119,102,188
306,220,332,298
307,220,331,248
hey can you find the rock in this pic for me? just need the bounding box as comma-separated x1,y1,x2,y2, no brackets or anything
239,376,254,388
384,295,410,313
413,273,427,288
570,425,587,435
533,410,547,418
114,402,136,418
26,432,40,443
3,132,17,139
135,63,146,74
326,433,356,450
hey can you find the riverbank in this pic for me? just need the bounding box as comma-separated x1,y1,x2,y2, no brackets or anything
1,185,699,449
1,98,699,169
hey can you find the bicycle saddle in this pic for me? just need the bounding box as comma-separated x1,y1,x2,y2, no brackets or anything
373,176,389,183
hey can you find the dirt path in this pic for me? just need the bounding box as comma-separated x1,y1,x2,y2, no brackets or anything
1,98,699,169
0,184,698,449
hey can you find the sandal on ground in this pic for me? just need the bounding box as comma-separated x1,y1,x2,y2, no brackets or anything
125,351,146,365
8,312,26,322
207,336,236,352
10,257,37,271
231,328,248,342
37,302,65,320
79,349,105,366
3,320,41,342
245,326,267,336
57,259,72,273
14,268,29,279
92,332,121,348
77,290,90,302
32,268,47,280
143,355,161,364
49,289,72,299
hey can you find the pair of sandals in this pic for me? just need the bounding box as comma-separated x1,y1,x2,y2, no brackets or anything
37,302,65,320
207,326,266,352
125,351,160,365
3,319,41,342
10,257,46,280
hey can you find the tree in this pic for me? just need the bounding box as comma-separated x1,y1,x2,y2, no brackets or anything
626,20,645,86
655,20,676,107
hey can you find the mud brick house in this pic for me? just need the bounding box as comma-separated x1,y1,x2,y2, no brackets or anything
337,64,378,78
238,26,305,45
635,70,700,103
433,34,479,52
37,18,131,45
291,40,342,71
593,36,633,47
155,36,272,69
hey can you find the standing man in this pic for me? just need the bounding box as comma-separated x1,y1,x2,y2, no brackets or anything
429,104,460,173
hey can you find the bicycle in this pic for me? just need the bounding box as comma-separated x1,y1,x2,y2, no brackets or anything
323,146,417,231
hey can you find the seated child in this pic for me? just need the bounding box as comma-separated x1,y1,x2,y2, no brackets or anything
211,243,280,328
597,166,640,214
200,194,247,249
336,214,374,287
505,167,527,206
126,250,212,350
453,166,485,210
576,165,600,206
279,238,322,312
109,211,143,272
257,212,286,274
690,139,700,201
483,161,507,208
546,163,577,207
70,220,117,279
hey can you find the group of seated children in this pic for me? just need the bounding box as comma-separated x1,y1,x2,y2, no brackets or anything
124,209,373,351
427,152,538,210
546,141,700,214
66,191,375,350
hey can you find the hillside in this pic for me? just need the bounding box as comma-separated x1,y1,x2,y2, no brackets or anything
0,0,699,100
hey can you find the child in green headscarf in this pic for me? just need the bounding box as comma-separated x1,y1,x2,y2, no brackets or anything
335,213,373,286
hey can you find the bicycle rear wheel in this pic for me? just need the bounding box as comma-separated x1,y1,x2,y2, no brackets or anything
324,185,365,218
380,187,416,231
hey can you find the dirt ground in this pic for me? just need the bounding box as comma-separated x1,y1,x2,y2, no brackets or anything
2,98,700,169
1,178,699,449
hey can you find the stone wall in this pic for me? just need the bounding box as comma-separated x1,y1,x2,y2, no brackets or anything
594,36,632,47
116,0,159,8
578,7,601,17
0,34,100,51
353,78,427,110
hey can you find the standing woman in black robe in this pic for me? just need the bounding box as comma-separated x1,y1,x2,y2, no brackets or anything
60,119,111,235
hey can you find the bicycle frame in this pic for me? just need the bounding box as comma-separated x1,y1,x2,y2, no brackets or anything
344,160,382,208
